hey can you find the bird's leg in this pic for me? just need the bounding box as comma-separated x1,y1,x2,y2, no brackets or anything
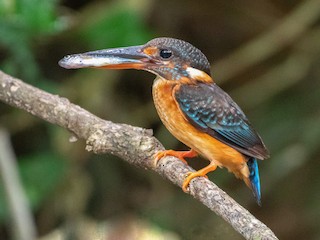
155,149,198,165
182,162,217,192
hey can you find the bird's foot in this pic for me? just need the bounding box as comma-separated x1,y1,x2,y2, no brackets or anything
154,149,198,166
182,163,217,192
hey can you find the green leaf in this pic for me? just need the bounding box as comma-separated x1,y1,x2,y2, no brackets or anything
79,8,152,49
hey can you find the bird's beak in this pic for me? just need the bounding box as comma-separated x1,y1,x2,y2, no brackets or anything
58,45,150,70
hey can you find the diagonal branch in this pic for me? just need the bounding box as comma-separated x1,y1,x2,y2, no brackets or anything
213,0,320,82
0,128,37,240
0,70,278,240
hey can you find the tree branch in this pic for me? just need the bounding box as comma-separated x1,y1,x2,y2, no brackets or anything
0,70,278,240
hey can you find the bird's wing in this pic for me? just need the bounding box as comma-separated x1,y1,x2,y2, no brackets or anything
175,83,269,159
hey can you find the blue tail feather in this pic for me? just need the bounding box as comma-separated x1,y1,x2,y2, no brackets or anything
247,158,261,206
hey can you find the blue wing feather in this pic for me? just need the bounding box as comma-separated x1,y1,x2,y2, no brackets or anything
175,83,269,159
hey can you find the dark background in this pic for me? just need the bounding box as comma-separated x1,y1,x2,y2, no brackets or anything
0,0,320,239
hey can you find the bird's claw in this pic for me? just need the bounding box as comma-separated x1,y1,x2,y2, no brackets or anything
182,171,209,192
154,150,187,167
154,149,196,166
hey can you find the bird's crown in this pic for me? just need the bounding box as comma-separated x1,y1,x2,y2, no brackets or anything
144,37,211,76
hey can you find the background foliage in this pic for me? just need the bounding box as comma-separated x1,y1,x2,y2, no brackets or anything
0,0,320,239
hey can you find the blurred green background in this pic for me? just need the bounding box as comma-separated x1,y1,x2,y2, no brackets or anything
0,0,320,239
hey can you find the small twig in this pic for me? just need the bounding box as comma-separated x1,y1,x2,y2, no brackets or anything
213,0,320,82
0,70,278,240
0,128,37,240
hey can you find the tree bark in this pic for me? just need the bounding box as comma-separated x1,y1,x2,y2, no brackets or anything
0,70,278,240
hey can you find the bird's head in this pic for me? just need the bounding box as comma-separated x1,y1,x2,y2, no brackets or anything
59,37,212,83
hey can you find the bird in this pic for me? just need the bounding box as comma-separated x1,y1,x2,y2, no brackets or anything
59,37,269,205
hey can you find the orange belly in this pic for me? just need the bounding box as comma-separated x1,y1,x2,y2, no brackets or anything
152,78,249,179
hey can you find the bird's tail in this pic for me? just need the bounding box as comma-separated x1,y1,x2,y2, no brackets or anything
247,157,261,206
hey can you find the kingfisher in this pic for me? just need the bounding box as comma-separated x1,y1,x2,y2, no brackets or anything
59,37,269,205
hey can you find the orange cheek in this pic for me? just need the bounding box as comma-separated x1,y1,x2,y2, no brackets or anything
143,47,158,56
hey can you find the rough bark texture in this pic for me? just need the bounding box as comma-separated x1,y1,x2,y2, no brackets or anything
0,70,278,240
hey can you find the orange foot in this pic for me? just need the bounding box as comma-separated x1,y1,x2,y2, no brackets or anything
155,149,198,165
182,163,217,192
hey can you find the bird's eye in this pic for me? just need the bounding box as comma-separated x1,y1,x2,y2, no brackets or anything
159,49,172,59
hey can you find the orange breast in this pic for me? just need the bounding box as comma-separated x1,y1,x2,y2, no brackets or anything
152,78,249,179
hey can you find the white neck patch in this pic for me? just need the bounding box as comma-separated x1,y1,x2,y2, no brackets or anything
186,67,209,79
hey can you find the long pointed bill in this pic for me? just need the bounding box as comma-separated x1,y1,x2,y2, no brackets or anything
58,45,149,70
